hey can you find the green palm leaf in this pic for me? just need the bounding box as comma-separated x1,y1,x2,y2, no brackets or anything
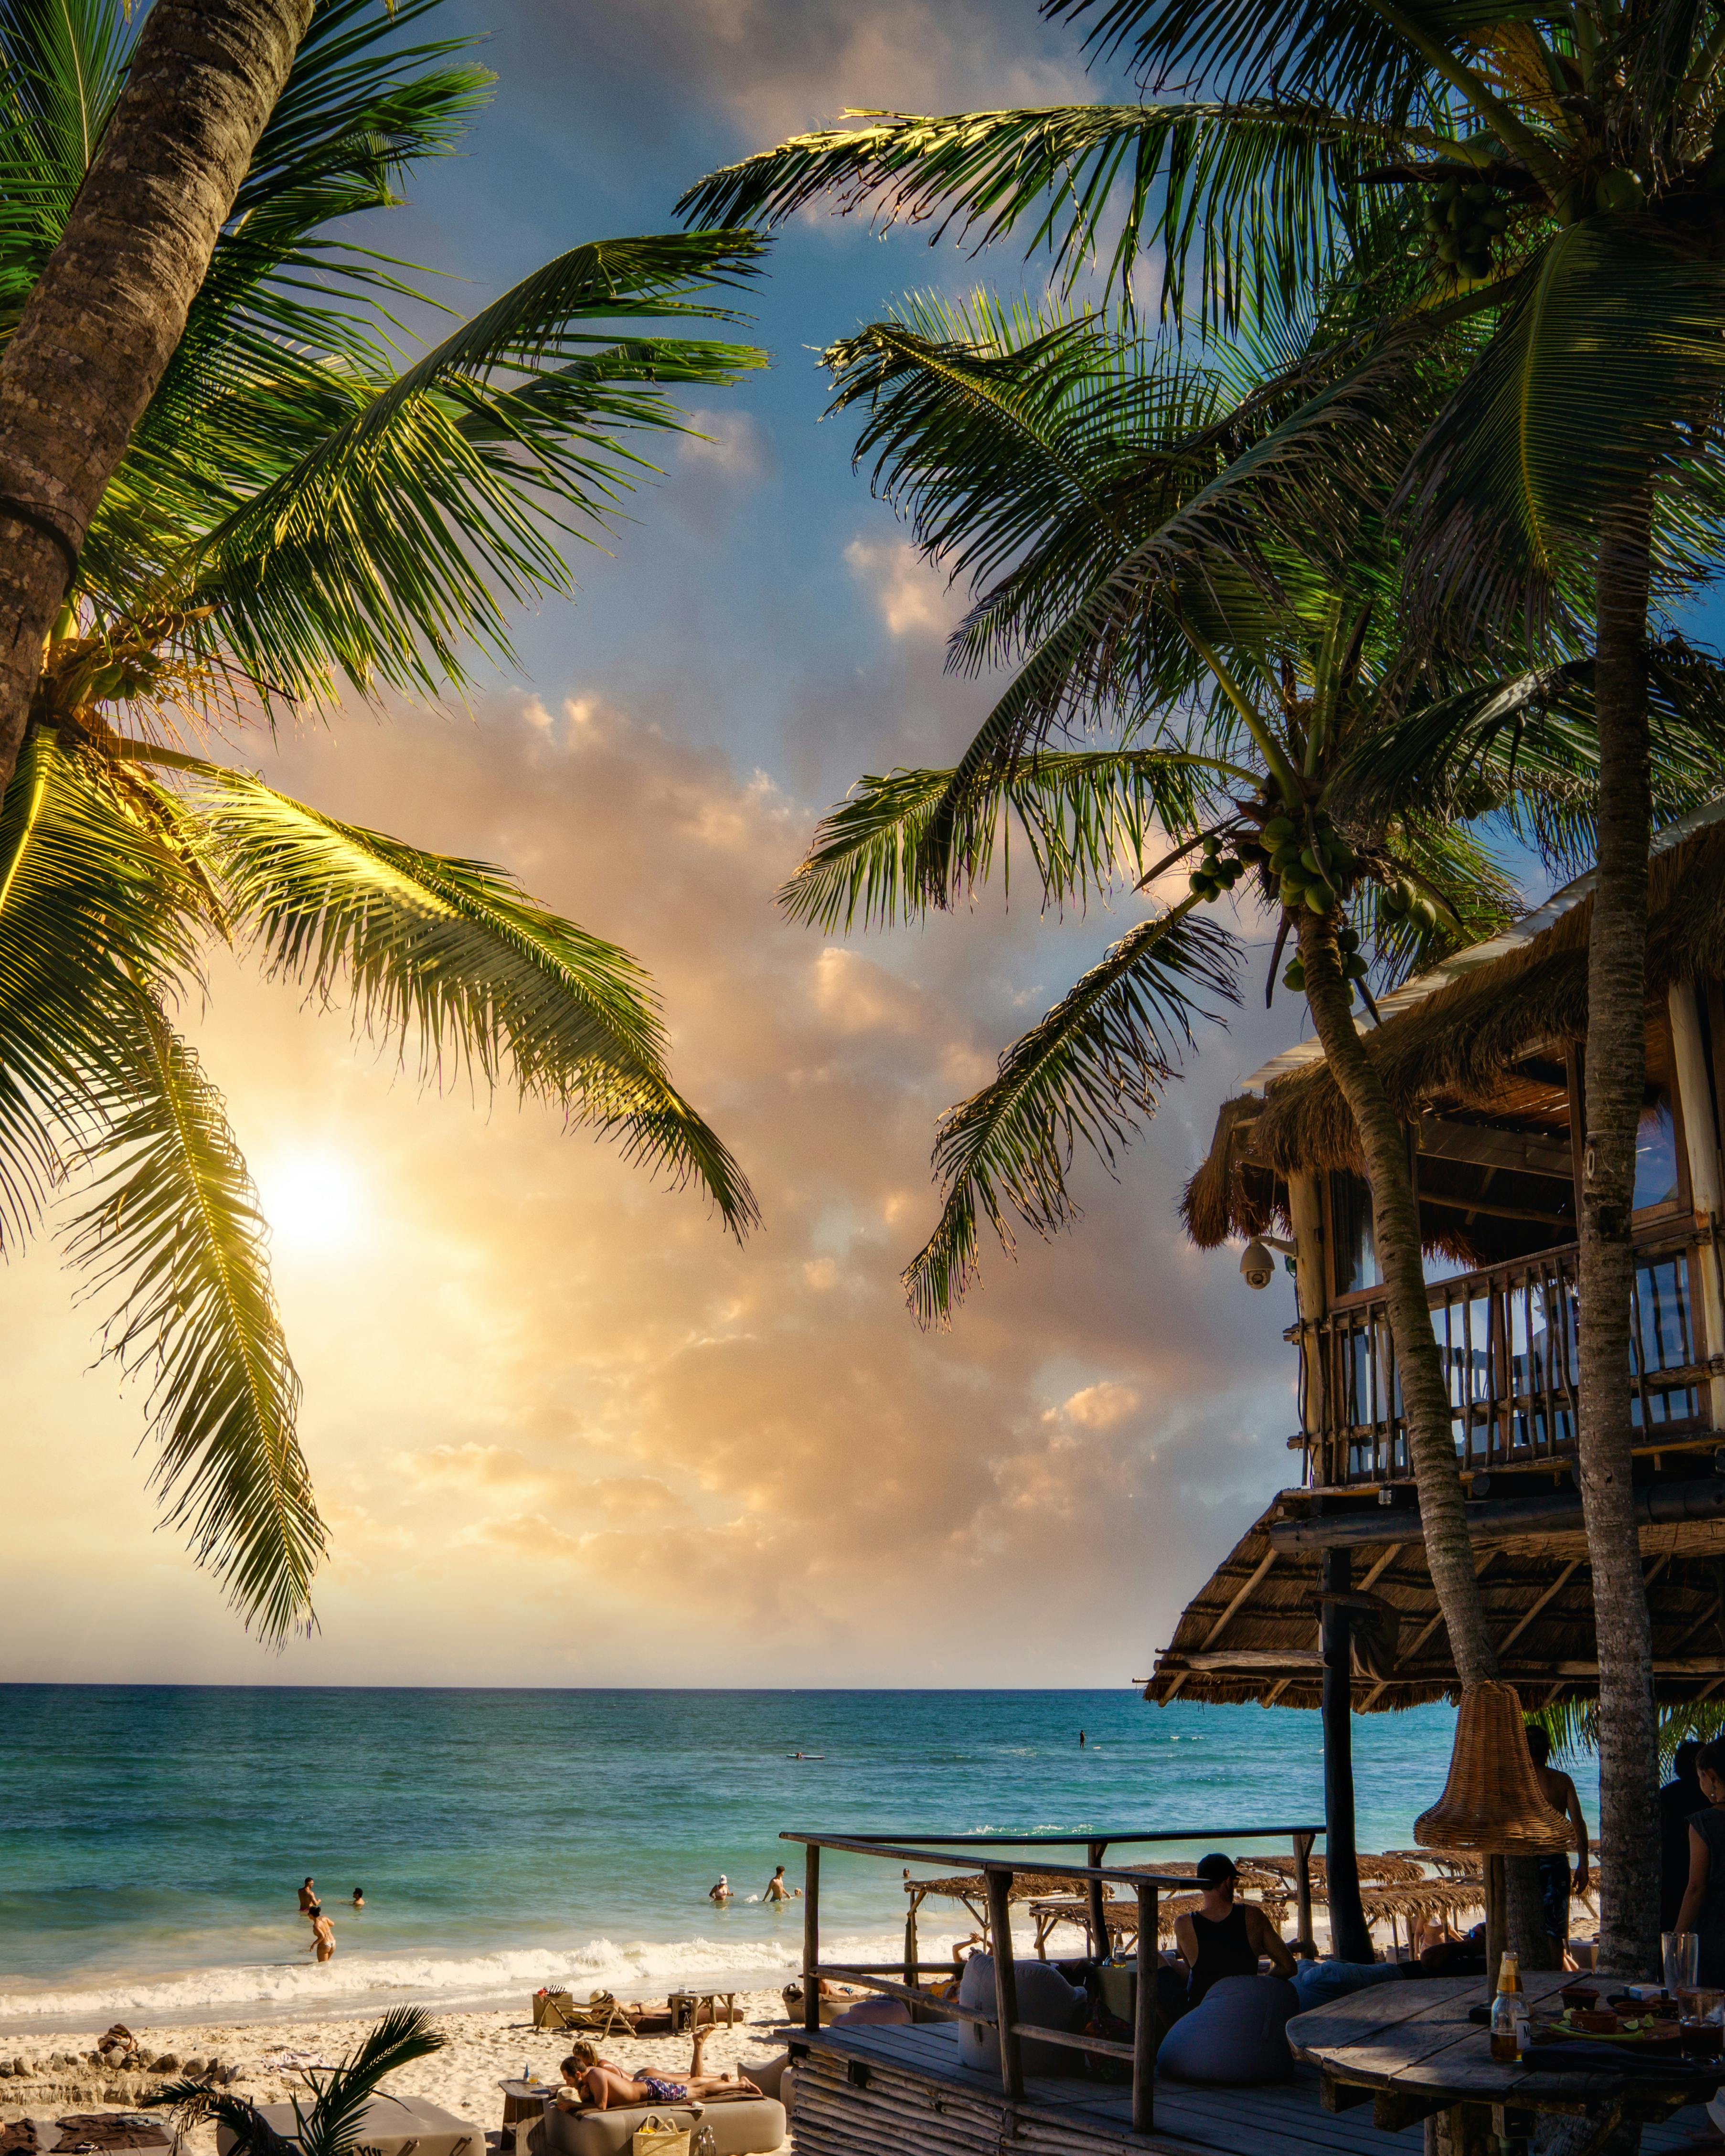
782,749,1227,932
185,767,757,1235
63,994,322,1646
905,904,1238,1322
680,99,1397,324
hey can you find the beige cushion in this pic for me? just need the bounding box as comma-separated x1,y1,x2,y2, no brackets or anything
541,2097,785,2156
216,2097,482,2156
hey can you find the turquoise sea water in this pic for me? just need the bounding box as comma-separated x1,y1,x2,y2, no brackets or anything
0,1687,1593,2034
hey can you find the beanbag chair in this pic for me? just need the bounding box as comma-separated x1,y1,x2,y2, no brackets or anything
1156,1974,1297,2085
831,1996,911,2027
957,1954,1086,2076
1292,1959,1404,2011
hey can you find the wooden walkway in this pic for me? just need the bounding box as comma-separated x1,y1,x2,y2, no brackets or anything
788,2019,1720,2156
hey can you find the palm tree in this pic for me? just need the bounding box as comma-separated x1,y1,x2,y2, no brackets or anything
152,2004,444,2155
683,0,1725,1972
0,0,762,1645
779,292,1725,1955
0,0,319,798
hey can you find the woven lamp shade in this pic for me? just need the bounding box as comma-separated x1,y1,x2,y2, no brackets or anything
1414,1681,1576,1855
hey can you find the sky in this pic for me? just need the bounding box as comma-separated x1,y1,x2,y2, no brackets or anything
6,0,1360,1687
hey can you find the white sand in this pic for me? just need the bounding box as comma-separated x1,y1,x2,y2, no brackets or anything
0,1993,793,2149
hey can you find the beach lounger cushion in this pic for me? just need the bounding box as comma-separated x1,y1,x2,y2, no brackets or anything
217,2097,482,2156
956,1955,1086,2077
541,2098,785,2156
1157,1974,1298,2085
1291,1959,1407,2010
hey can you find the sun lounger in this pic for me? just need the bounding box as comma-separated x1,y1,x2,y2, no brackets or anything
215,2096,481,2156
532,1992,631,2038
540,2095,785,2156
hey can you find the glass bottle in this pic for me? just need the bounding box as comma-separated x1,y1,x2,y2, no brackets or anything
1490,1952,1526,2062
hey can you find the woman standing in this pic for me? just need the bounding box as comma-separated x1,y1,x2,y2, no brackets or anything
1672,1738,1725,1980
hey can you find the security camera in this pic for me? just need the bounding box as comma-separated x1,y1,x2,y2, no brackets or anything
1240,1239,1277,1290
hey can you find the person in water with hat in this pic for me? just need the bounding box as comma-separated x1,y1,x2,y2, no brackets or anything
1172,1854,1296,2007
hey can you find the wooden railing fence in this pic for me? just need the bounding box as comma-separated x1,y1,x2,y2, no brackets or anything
784,1823,1324,2137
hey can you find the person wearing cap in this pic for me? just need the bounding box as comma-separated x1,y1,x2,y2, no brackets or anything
708,1875,732,1905
1173,1854,1295,2007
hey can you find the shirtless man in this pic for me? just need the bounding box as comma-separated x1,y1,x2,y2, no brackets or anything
557,2034,758,2112
309,1910,335,1963
764,1866,795,1902
1525,1724,1590,1961
298,1878,320,1918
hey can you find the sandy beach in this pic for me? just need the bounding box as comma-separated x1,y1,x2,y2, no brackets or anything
0,1993,794,2150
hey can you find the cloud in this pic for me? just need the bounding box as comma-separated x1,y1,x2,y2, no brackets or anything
680,410,771,483
844,535,953,639
1,686,1299,1686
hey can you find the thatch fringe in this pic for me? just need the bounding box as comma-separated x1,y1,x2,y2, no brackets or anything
1181,813,1725,1244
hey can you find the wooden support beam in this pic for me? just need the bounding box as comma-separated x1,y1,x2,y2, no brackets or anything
1419,1115,1575,1180
1086,1839,1108,1964
1132,1880,1157,2137
1495,1558,1582,1655
1322,2077,1375,2114
803,1846,821,2034
984,1870,1022,2102
1322,1545,1374,1965
1375,2090,1450,2133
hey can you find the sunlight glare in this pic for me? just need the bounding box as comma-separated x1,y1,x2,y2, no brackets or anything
255,1148,367,1255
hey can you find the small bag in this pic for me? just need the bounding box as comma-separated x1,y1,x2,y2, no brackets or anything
630,2116,692,2156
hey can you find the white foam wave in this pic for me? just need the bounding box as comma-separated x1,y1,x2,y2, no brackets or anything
0,1926,965,2031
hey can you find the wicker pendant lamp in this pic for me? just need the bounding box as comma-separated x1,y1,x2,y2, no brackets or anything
1415,1681,1576,1855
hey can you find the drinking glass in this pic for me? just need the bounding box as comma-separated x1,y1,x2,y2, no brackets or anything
1665,1931,1701,1993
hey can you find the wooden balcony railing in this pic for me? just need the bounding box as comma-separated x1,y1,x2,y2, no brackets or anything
1298,1225,1716,1489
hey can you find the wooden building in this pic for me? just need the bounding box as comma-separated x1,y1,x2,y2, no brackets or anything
1151,801,1725,1955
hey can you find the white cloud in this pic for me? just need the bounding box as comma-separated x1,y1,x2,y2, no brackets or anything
844,535,953,639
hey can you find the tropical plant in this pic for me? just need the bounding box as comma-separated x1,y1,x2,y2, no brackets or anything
682,0,1725,1974
0,0,763,1645
778,291,1725,1959
151,2004,444,2154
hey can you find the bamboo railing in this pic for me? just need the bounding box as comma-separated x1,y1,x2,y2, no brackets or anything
783,1823,1324,2138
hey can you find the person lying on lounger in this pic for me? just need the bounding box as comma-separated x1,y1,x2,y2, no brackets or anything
557,2035,760,2111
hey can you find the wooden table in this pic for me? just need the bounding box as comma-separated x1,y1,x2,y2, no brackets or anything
496,2078,552,2154
667,1990,738,2033
1291,1971,1725,2156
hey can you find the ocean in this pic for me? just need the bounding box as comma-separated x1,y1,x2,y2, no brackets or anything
0,1686,1594,2035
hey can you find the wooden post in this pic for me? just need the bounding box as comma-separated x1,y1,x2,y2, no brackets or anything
1671,983,1725,1427
984,1867,1023,2102
1321,1545,1375,1963
1292,1829,1317,1957
1484,1854,1507,1990
1291,1171,1329,1479
803,1845,820,2033
1132,1880,1157,2136
905,1903,919,1994
1087,1839,1110,1963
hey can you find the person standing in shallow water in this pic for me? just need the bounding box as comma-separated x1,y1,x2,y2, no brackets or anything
309,1909,335,1963
1172,1854,1295,2007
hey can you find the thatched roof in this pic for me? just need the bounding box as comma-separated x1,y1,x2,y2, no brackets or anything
1147,1490,1725,1709
1183,799,1725,1246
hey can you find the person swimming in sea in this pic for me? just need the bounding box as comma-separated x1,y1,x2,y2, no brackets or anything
708,1875,732,1905
351,1888,365,1908
298,1878,320,1918
764,1865,798,1902
557,2035,758,2112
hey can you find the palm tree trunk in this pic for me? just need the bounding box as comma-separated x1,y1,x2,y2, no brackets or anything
0,0,313,800
1578,495,1661,1979
1298,914,1558,1969
1298,913,1494,1680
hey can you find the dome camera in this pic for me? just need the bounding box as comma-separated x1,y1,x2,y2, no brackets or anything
1239,1239,1277,1290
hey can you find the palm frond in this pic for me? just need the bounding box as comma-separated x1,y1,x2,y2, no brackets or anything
781,748,1222,931
680,98,1399,324
63,994,323,1646
905,903,1238,1322
186,768,758,1235
1399,219,1725,638
99,233,769,705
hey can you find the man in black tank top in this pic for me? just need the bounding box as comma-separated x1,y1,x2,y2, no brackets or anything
1173,1854,1297,2008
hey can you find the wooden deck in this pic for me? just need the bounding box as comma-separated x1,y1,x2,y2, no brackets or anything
786,2019,1718,2156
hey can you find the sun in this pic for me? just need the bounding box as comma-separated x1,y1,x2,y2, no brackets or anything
254,1147,367,1255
